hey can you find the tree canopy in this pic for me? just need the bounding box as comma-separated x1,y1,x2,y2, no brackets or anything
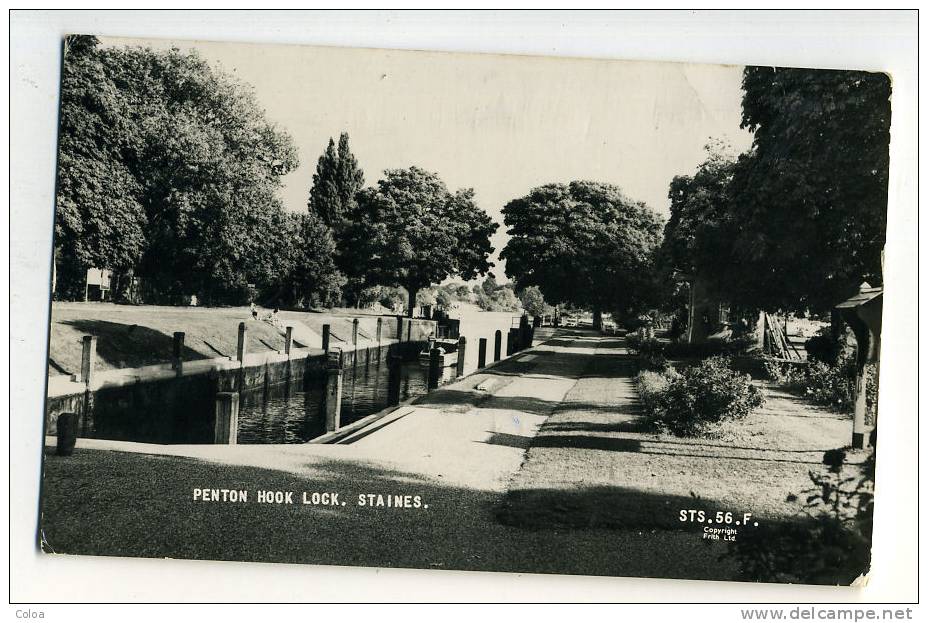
725,67,891,312
348,167,498,316
307,133,367,305
55,36,300,304
501,181,663,323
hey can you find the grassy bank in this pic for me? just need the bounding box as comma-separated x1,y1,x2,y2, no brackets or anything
39,447,735,580
497,337,862,545
47,302,412,377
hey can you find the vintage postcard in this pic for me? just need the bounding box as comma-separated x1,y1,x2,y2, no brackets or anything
39,35,889,585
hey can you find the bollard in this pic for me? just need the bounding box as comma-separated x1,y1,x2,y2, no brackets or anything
214,392,239,445
377,318,383,343
236,322,247,362
172,332,185,370
428,347,441,390
478,338,487,368
456,336,466,376
387,354,402,406
80,335,96,386
284,326,293,356
56,412,79,456
324,350,344,433
321,324,331,352
493,330,502,362
352,318,359,346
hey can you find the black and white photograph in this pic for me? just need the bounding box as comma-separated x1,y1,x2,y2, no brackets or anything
9,9,919,608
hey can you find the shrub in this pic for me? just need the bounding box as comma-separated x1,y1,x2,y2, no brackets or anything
726,451,874,584
626,335,669,371
765,357,877,423
635,357,765,437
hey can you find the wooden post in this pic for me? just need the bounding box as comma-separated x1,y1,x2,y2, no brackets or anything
377,318,383,343
214,392,239,444
80,336,96,386
396,316,404,340
478,338,487,368
352,318,359,346
56,412,79,456
428,347,441,390
172,331,185,372
493,330,502,362
406,319,412,342
236,322,247,362
456,336,466,376
387,354,402,406
321,324,331,352
284,326,293,356
852,372,869,449
324,350,344,433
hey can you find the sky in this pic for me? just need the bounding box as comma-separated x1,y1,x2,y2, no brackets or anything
104,36,754,282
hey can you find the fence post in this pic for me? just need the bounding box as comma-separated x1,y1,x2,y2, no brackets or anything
456,336,466,376
214,392,239,444
387,354,402,406
80,336,97,386
478,338,487,368
851,372,869,449
284,326,293,356
428,347,441,390
56,412,79,456
236,322,247,362
396,316,404,341
173,331,185,373
321,324,331,352
352,318,359,347
324,350,344,433
377,318,383,343
493,330,502,362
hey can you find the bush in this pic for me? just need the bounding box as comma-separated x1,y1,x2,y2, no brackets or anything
726,451,874,584
626,335,669,371
766,358,879,424
635,357,765,437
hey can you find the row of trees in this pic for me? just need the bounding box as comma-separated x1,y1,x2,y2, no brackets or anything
56,39,889,322
659,67,890,319
54,37,499,315
499,66,891,326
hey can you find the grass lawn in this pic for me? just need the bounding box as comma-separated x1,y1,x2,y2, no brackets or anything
497,337,866,578
47,303,408,377
39,447,735,580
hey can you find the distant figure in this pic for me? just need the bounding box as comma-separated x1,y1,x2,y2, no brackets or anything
250,302,258,320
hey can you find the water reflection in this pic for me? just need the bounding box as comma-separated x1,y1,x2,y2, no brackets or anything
236,359,456,444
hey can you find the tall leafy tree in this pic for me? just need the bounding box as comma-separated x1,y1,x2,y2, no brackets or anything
518,285,551,318
268,212,345,308
307,132,366,304
54,35,147,299
722,67,891,312
54,39,300,304
349,167,498,317
501,181,663,326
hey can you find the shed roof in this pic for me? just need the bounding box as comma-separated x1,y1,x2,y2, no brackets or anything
835,282,883,309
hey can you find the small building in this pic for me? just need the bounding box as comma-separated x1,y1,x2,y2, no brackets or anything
84,268,112,302
834,282,883,449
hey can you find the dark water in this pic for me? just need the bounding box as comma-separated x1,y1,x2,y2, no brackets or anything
73,358,457,445
237,359,457,444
